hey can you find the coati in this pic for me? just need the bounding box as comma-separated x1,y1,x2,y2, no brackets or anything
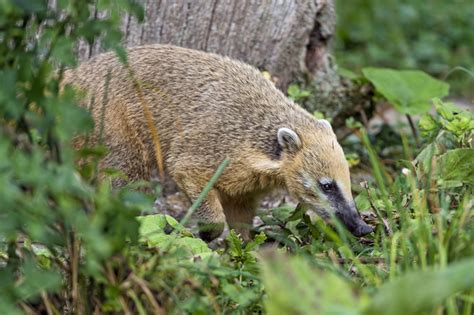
64,44,373,241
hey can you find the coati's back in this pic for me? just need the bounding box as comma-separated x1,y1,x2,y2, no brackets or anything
64,44,318,181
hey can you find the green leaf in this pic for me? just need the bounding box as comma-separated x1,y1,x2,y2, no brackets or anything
227,230,244,258
12,0,47,13
313,111,327,120
362,68,449,115
0,300,22,315
260,251,366,315
16,259,62,300
299,90,311,98
287,84,311,102
51,37,76,65
433,98,464,121
168,237,211,255
137,214,170,236
271,205,296,221
415,142,437,176
221,282,259,307
287,203,306,221
438,102,474,138
436,148,474,186
287,84,300,98
355,191,371,212
338,67,360,80
364,258,474,315
418,114,439,133
137,214,210,256
244,232,266,252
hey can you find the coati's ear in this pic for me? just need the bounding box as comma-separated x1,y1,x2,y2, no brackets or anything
277,128,302,154
318,119,333,131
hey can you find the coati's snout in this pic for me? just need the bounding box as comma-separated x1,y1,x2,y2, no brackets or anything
334,204,374,237
302,179,373,238
314,179,374,237
277,122,373,238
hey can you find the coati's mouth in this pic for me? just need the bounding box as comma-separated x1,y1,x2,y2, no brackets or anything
335,209,373,237
311,204,373,237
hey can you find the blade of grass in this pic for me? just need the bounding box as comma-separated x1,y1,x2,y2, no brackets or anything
98,69,111,145
125,66,166,184
389,232,401,281
360,129,394,226
180,158,230,226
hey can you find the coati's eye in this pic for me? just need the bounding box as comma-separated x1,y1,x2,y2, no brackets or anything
319,181,335,193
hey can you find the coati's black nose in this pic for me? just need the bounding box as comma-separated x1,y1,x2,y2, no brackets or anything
335,209,374,238
352,222,374,237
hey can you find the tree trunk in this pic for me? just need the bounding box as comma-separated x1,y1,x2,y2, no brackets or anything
78,0,374,127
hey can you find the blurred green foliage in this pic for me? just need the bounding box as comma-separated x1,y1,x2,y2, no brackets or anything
287,83,312,103
0,0,147,313
261,253,474,315
335,0,474,97
0,0,473,313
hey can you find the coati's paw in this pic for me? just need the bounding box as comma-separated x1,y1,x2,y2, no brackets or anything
198,222,225,242
232,228,253,242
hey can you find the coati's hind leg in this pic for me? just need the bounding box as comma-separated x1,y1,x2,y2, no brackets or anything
173,172,226,242
221,194,258,241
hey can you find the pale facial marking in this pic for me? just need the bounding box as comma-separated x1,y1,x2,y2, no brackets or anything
303,178,314,189
319,177,332,185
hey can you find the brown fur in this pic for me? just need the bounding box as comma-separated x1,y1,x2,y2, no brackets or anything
64,44,355,241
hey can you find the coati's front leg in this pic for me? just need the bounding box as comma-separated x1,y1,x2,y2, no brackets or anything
195,189,227,241
221,194,258,241
99,136,151,188
89,107,152,188
173,174,226,242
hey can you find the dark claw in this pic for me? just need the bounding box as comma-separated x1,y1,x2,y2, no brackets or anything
198,222,224,242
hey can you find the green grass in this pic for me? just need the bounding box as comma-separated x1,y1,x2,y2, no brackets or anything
0,0,472,313
113,100,473,314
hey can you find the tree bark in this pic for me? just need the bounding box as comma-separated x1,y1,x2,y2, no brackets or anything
78,0,374,127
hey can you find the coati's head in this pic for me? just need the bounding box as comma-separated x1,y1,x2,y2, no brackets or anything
277,120,373,237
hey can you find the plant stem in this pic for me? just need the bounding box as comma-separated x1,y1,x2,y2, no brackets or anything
406,114,419,146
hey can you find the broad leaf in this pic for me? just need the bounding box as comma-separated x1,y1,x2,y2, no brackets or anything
436,148,474,187
260,251,366,315
364,258,474,315
355,191,371,212
137,214,211,256
362,68,449,115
